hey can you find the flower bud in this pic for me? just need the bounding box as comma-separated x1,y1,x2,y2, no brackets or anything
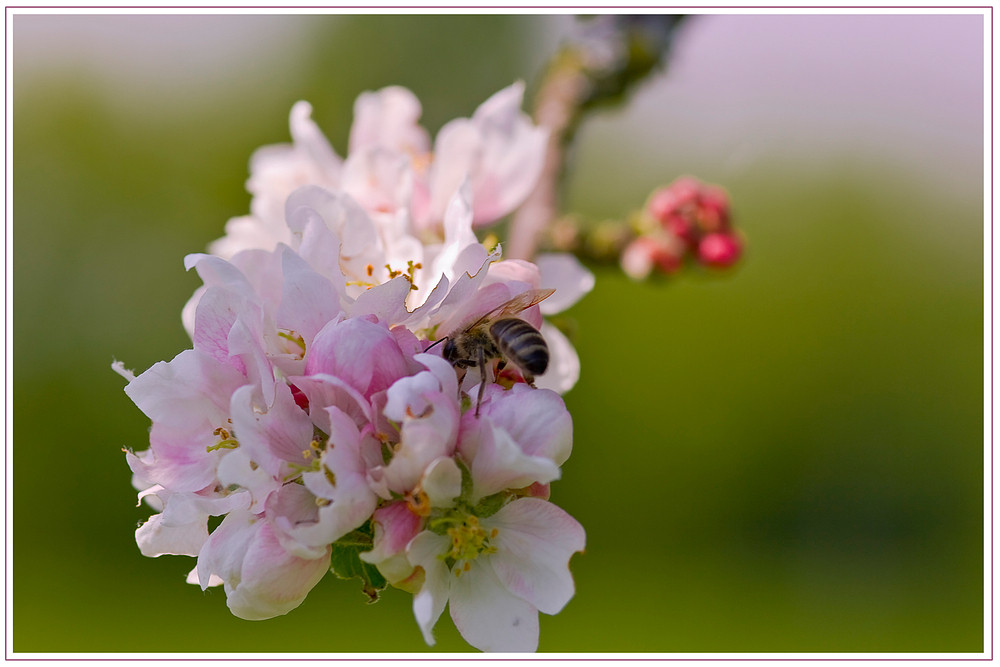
647,177,731,237
697,231,743,268
694,186,730,234
646,177,700,223
663,212,696,248
621,235,684,280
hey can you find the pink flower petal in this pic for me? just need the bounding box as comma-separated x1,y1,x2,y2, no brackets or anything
341,147,412,216
350,276,414,326
305,316,414,400
229,383,314,479
359,500,423,587
459,412,561,502
288,373,373,431
275,245,344,348
428,82,547,228
463,382,573,466
349,86,430,156
195,511,331,620
124,349,243,430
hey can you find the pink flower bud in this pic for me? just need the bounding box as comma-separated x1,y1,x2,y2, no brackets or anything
697,232,743,268
647,177,732,237
647,178,700,222
621,235,684,279
663,212,697,247
647,187,680,223
695,186,730,234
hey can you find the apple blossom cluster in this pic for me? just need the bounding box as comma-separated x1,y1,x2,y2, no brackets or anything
621,176,742,280
114,83,593,652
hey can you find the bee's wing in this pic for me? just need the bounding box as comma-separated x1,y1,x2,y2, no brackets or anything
459,288,556,332
492,288,556,318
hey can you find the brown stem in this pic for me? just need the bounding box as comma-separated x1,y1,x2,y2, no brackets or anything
506,15,690,262
507,53,588,261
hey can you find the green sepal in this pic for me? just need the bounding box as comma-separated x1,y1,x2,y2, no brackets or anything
379,440,393,465
472,491,508,519
455,457,474,505
329,522,387,604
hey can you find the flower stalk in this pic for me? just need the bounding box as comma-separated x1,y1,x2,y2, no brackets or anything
508,15,690,260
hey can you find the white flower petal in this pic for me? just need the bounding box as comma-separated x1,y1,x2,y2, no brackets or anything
421,456,462,508
407,531,452,646
289,100,342,175
216,449,276,512
450,557,539,652
535,253,595,315
186,566,223,587
486,498,584,615
534,322,580,395
136,512,207,558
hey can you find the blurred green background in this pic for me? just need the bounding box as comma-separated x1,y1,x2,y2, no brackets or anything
12,13,984,653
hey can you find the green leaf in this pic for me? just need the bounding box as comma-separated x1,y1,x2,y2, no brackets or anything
329,523,388,604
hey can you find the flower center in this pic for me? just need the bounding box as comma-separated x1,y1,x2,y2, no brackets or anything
346,260,422,292
207,425,239,452
443,515,498,576
276,329,306,359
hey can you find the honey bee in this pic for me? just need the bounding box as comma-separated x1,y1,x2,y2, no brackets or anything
440,288,555,416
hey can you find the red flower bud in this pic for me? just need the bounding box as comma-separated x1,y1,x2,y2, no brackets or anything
698,232,742,268
647,178,700,223
695,187,730,233
664,212,697,247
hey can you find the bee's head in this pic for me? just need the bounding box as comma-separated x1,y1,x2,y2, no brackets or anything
425,336,457,363
441,337,458,364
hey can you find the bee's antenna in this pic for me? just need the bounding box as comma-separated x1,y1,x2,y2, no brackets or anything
424,337,447,352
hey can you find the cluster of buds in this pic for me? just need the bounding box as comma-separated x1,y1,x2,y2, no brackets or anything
114,84,593,652
621,176,743,280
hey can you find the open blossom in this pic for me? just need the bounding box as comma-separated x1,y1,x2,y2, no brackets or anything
408,498,585,652
115,84,590,652
360,377,583,652
197,83,589,392
211,82,547,261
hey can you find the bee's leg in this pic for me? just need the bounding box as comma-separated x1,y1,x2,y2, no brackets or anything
454,366,468,400
475,347,487,417
523,372,537,388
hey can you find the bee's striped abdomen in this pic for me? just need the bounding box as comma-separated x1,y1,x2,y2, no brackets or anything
489,317,549,376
